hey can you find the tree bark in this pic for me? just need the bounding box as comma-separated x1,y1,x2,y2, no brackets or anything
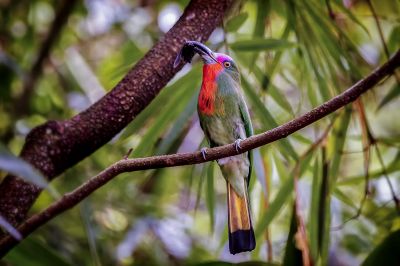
0,0,234,226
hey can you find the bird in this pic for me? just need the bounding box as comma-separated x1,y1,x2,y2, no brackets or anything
175,41,255,254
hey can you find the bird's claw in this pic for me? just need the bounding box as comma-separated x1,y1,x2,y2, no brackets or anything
200,148,208,160
234,139,243,153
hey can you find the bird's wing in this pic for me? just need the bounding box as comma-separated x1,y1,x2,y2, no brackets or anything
238,94,253,185
198,112,218,148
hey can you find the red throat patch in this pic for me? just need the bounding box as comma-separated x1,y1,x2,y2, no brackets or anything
198,63,223,115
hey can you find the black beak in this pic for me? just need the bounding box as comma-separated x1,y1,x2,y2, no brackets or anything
174,41,218,68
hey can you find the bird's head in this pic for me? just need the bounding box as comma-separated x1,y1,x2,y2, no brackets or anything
175,41,240,83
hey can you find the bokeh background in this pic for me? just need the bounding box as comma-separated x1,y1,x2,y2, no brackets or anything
0,0,400,265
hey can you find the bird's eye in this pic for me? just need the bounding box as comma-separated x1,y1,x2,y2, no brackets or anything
223,61,231,68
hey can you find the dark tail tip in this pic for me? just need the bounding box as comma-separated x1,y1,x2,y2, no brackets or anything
229,229,256,255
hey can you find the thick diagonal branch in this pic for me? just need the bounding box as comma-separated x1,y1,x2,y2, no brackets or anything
0,49,399,257
0,0,234,226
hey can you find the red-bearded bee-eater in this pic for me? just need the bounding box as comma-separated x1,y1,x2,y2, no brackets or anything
175,41,256,254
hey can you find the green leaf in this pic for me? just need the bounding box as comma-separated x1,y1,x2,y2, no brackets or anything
292,133,313,145
302,43,331,102
301,0,364,79
247,0,270,69
205,162,215,232
255,174,294,239
0,144,47,188
362,230,400,266
128,69,201,157
255,152,313,240
309,154,321,260
4,236,73,266
256,152,313,248
122,66,200,139
388,25,400,53
253,0,269,38
319,148,331,264
338,151,400,185
155,94,197,155
225,13,248,32
265,23,291,77
329,107,352,182
251,65,294,115
378,83,400,109
242,77,298,160
271,154,289,185
195,163,207,213
282,204,303,266
333,187,357,209
332,0,370,36
268,83,294,115
230,39,297,52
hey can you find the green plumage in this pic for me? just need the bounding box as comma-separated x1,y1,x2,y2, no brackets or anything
198,70,253,196
187,45,255,254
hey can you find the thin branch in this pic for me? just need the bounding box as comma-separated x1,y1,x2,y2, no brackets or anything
332,96,400,230
356,4,400,210
325,0,335,20
0,49,399,257
375,145,400,213
331,100,372,230
366,0,400,85
16,0,78,116
334,198,395,231
366,0,391,59
354,99,371,216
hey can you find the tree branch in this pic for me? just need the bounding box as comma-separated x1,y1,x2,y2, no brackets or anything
0,0,234,227
0,49,399,257
16,0,78,116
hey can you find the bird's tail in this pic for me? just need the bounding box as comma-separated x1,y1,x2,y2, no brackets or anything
227,182,256,254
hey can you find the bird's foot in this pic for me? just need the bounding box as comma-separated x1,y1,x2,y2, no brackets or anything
200,147,208,160
234,138,243,153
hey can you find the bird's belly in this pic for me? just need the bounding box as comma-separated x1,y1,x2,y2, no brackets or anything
205,117,246,146
207,119,233,144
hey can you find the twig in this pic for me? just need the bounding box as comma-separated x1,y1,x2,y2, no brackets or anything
331,100,372,230
123,148,133,160
354,99,371,215
325,0,335,20
16,0,78,116
332,97,400,230
0,50,398,256
366,0,400,85
366,0,390,59
374,145,400,213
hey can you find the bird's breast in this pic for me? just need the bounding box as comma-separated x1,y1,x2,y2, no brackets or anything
198,81,216,115
198,64,224,115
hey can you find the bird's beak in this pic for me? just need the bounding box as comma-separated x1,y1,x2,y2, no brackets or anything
186,41,219,64
174,41,219,68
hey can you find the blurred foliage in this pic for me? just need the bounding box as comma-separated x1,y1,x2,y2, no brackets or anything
0,0,400,265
